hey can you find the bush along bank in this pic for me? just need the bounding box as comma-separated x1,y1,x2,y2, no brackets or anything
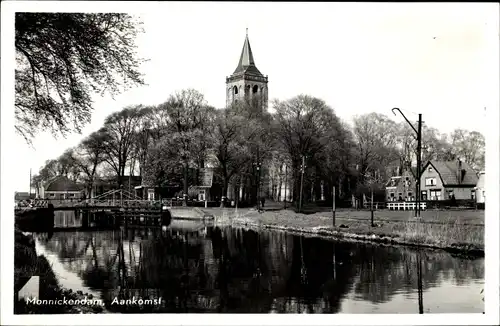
229,210,484,257
14,229,104,314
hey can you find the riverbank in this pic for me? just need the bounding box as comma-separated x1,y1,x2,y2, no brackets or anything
14,229,104,314
212,208,484,257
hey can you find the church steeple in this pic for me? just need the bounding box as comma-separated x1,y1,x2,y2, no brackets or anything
226,30,268,111
233,30,262,75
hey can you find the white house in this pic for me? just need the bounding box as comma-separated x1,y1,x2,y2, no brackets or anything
474,171,485,205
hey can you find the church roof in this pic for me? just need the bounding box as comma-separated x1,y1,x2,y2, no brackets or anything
232,31,263,76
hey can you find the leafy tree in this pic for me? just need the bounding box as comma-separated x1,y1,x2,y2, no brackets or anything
273,95,343,203
15,13,145,143
158,89,212,205
209,108,251,206
72,131,107,196
129,106,156,178
100,106,143,187
142,136,187,195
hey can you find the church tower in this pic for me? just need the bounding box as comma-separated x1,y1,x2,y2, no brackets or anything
226,30,268,112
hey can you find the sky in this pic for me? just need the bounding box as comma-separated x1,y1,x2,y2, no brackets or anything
3,2,499,193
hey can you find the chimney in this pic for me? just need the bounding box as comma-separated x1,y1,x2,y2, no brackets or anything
457,159,462,184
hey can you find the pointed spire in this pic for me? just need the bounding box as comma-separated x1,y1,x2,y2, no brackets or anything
233,29,262,75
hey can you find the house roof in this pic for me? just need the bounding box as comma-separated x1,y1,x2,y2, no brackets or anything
14,192,35,201
385,170,415,188
232,32,264,76
426,160,478,186
45,176,83,192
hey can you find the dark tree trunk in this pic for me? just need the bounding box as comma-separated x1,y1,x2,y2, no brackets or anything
183,160,188,206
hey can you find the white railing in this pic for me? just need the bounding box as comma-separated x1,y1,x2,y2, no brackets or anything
387,201,427,211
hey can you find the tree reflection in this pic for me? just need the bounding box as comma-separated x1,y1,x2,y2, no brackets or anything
35,225,484,313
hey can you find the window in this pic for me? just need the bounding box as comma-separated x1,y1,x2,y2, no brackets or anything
425,177,437,186
471,190,475,200
233,86,238,95
421,190,428,200
428,167,433,172
198,189,206,201
447,190,454,198
49,193,55,197
69,193,75,197
429,189,441,200
148,189,155,201
253,85,259,93
408,192,413,198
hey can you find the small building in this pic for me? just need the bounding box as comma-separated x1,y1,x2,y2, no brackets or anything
420,160,478,201
37,175,84,199
192,168,215,202
385,169,417,202
474,171,485,205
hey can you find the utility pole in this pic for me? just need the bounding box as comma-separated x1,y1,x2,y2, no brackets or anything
29,168,32,198
332,186,336,227
299,155,306,213
392,108,422,218
416,114,422,218
371,185,374,227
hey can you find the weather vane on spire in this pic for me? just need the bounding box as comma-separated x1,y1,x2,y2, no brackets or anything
246,27,248,36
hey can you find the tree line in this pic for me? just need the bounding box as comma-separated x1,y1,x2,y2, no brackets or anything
17,13,484,206
32,89,485,207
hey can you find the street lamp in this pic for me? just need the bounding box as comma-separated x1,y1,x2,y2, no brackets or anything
299,155,306,213
392,108,422,218
253,161,262,210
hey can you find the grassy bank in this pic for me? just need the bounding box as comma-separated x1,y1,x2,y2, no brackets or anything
222,209,484,256
14,229,104,314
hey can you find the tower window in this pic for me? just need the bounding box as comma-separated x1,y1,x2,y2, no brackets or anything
253,85,259,94
233,86,238,95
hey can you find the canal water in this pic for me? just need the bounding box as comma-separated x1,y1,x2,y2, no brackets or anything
32,218,484,314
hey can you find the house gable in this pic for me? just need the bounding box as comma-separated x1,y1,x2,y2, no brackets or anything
421,161,446,187
424,160,478,187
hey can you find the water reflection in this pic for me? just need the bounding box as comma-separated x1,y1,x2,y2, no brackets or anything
34,224,484,313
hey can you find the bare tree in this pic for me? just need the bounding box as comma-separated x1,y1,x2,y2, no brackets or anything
352,113,399,184
450,129,485,171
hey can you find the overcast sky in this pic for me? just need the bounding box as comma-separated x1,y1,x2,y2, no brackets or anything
4,2,499,192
